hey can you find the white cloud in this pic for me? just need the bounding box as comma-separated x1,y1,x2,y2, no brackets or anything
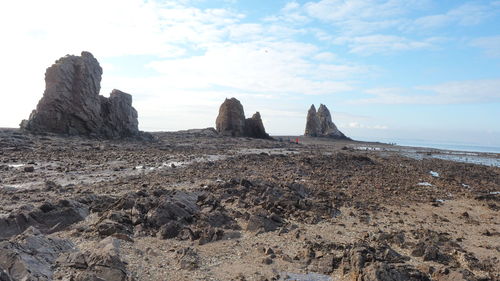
471,35,500,58
334,35,435,55
146,41,364,95
305,0,407,22
303,0,430,34
0,0,367,130
313,52,337,61
353,79,500,104
412,2,498,30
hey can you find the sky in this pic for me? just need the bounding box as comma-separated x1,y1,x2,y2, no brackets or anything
0,0,499,147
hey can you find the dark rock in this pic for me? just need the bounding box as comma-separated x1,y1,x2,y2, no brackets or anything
23,166,34,172
0,199,89,240
304,105,321,137
432,268,479,281
410,230,455,265
198,227,224,245
361,262,431,281
157,221,181,239
58,237,132,281
0,227,75,281
262,257,273,265
97,219,132,237
340,244,428,281
20,51,142,139
0,268,12,281
57,251,89,269
216,98,246,137
85,237,129,281
215,98,271,139
73,272,106,281
308,255,335,274
246,211,282,233
244,112,271,139
145,192,199,226
304,104,349,139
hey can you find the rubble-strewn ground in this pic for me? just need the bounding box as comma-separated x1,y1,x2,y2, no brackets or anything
0,128,498,281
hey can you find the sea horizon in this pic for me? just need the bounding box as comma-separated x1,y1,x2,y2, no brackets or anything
352,136,500,154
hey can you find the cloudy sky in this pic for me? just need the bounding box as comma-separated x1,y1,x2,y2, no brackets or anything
1,0,499,146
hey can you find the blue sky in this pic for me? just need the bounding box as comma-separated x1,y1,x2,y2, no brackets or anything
0,0,499,146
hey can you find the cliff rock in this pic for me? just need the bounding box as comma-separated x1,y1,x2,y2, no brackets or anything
304,105,321,137
304,104,349,139
244,112,270,139
20,52,141,139
216,98,271,139
317,104,348,139
215,98,246,137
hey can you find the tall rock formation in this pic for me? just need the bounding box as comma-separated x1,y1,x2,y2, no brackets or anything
304,105,321,137
317,104,347,139
20,51,141,139
215,98,246,137
304,104,349,139
215,98,271,139
244,112,270,139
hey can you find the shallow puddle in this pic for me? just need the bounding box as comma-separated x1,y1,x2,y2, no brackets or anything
280,272,333,281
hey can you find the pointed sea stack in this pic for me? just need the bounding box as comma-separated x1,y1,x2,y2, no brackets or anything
20,51,142,139
215,98,271,139
304,104,349,139
304,105,321,137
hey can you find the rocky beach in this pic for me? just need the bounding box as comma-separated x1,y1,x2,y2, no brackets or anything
0,128,498,281
3,0,500,279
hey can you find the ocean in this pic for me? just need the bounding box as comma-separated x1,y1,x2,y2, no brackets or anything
353,137,500,154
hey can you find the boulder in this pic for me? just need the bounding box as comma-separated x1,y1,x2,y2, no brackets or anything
304,104,349,139
0,227,75,281
20,51,141,139
215,98,271,139
0,199,89,240
340,244,430,281
56,237,132,281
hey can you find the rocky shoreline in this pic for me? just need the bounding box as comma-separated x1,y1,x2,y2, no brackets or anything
0,128,498,281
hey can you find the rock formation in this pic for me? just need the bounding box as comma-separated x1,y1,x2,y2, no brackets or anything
215,98,271,139
215,98,246,137
20,51,141,139
304,104,349,139
244,112,270,139
304,105,321,137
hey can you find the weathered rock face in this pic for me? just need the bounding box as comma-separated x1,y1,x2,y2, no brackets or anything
304,105,321,137
20,52,140,139
0,199,89,240
317,104,347,139
304,104,349,139
244,112,270,139
100,89,139,138
0,227,75,281
216,98,271,139
215,98,246,137
56,237,133,281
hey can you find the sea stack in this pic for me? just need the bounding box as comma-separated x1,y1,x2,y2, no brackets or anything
215,98,271,139
304,104,349,139
20,52,141,139
304,105,321,137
